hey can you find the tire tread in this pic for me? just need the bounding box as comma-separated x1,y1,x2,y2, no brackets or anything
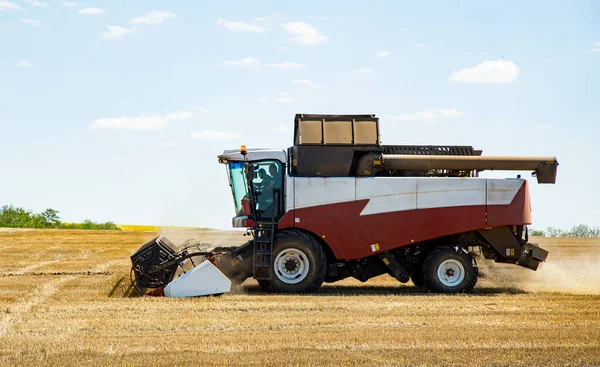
422,245,478,293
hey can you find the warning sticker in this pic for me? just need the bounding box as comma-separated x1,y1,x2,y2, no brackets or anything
371,243,380,252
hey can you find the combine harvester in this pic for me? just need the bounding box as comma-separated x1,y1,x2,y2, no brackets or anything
131,114,558,296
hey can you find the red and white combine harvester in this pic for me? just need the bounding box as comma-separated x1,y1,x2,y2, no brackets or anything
131,114,558,296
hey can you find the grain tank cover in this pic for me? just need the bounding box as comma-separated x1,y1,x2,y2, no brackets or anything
294,114,380,146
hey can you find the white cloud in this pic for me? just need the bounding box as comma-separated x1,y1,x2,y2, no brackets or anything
165,108,208,121
389,108,464,124
220,58,306,69
222,56,260,67
166,111,196,121
61,1,77,6
389,109,437,124
89,108,206,131
449,59,520,84
292,79,323,89
252,16,268,22
101,26,134,40
372,50,389,58
129,10,176,25
0,1,21,11
266,61,307,69
354,68,374,73
16,59,32,67
100,25,135,39
215,18,268,33
538,124,553,129
276,92,298,103
256,96,270,103
79,7,104,15
190,130,242,140
271,124,289,133
588,41,600,53
282,22,326,45
89,115,166,131
19,18,42,26
22,0,47,8
436,109,463,117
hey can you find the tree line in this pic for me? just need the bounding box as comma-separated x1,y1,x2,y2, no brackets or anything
0,205,120,230
530,224,600,238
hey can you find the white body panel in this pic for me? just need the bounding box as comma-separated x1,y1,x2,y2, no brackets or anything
294,177,356,209
288,177,524,216
416,178,487,210
357,177,417,215
286,176,295,213
487,178,523,206
164,260,232,297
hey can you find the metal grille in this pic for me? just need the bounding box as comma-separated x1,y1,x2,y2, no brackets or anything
382,145,476,156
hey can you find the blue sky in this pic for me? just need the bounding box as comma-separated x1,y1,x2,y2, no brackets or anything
0,0,598,229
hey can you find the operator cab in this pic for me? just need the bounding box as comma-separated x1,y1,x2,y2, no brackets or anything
218,148,286,227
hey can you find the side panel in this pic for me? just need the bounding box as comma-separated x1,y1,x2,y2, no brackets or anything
487,179,531,226
286,175,295,211
416,178,486,209
278,176,296,228
292,177,358,259
487,178,522,205
355,178,487,259
294,177,355,209
278,176,531,260
357,177,417,216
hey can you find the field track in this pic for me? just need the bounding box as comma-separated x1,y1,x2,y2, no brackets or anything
1,228,599,366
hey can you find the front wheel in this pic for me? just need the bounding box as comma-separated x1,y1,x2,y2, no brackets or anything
264,231,327,293
410,265,425,287
423,246,478,293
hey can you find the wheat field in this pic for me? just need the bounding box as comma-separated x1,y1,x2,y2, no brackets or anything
0,228,599,366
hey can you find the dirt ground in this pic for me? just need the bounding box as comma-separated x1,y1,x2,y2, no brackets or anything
0,229,599,366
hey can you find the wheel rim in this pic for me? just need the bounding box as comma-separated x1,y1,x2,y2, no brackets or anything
274,248,310,284
437,259,465,287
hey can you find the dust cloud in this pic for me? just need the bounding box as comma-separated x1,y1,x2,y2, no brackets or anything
477,252,600,295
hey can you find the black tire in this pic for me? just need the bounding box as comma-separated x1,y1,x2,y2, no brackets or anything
257,279,271,292
423,245,478,293
266,230,327,293
410,265,425,287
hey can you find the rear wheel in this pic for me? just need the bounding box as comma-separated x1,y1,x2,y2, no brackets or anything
263,231,326,293
423,246,478,293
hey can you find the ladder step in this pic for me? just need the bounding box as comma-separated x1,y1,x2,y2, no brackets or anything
253,222,275,281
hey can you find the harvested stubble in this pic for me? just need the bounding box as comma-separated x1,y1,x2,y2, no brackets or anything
0,228,599,366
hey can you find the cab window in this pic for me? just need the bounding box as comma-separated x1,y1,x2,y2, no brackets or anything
251,160,284,220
